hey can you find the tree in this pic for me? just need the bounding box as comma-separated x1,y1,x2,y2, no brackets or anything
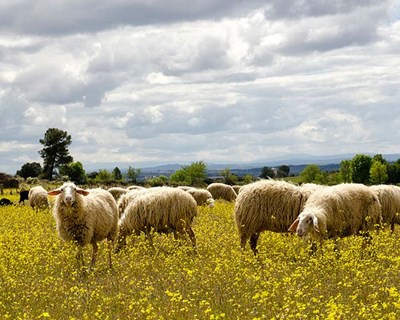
170,161,207,186
300,164,322,183
387,160,400,184
219,167,238,185
370,160,388,184
351,154,372,184
277,165,290,178
125,166,141,183
260,166,275,179
97,169,113,181
339,159,352,183
16,162,42,179
112,167,123,181
59,161,87,184
39,128,73,180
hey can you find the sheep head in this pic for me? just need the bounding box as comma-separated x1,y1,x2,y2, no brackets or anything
288,211,320,237
48,182,89,207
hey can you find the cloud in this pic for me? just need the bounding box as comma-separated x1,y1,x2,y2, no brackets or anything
1,0,400,174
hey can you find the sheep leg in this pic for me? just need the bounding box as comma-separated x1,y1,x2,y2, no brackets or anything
240,236,247,251
186,227,196,248
76,246,84,269
90,242,98,270
107,240,113,269
249,233,259,255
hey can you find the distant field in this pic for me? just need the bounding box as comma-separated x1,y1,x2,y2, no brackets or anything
1,193,400,319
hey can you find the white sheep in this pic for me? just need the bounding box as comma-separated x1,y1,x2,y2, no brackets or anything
48,182,118,270
207,183,237,202
115,187,197,251
28,185,50,211
107,187,128,201
234,180,314,254
370,184,400,232
184,187,215,207
116,187,156,217
288,183,382,246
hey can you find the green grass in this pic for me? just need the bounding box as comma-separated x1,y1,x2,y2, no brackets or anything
1,196,400,319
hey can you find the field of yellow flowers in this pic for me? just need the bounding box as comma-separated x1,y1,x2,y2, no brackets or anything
1,192,400,319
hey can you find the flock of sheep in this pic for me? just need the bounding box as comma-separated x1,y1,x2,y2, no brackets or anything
16,179,400,269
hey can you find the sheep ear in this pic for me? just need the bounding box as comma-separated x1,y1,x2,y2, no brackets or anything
76,188,90,196
288,218,299,232
47,189,61,196
313,216,320,233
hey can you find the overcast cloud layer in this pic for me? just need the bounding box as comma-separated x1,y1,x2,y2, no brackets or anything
1,0,400,174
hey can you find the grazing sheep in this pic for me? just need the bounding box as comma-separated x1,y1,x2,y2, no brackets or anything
0,198,13,206
107,187,128,201
19,190,29,204
185,187,215,207
116,188,155,217
370,184,400,232
28,186,50,211
207,183,237,202
288,183,382,244
48,182,118,270
115,187,197,251
127,185,145,191
234,180,313,254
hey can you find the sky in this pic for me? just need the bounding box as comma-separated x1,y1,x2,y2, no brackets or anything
1,0,400,174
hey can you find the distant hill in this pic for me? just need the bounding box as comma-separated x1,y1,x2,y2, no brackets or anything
83,153,400,178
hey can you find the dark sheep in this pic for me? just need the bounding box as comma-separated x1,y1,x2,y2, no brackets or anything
0,198,13,206
19,190,29,204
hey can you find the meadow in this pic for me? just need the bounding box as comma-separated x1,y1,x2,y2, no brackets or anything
1,191,400,319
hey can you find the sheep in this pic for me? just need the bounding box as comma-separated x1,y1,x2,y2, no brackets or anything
207,183,237,202
28,186,50,211
0,198,13,206
234,179,313,255
288,183,382,249
370,184,400,232
107,187,128,201
19,190,29,204
127,185,145,191
185,187,215,207
116,188,155,217
115,187,197,252
48,182,118,270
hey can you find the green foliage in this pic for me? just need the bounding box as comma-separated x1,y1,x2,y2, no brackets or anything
112,167,123,181
59,161,87,184
277,165,290,178
339,159,352,183
125,166,141,183
370,161,388,184
1,200,400,319
260,166,275,179
170,161,207,186
96,169,113,181
16,162,42,179
387,160,400,184
351,154,372,184
219,168,238,185
38,128,73,180
146,175,169,187
300,164,323,183
241,174,255,184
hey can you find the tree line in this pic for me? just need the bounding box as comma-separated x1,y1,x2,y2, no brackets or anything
12,128,400,187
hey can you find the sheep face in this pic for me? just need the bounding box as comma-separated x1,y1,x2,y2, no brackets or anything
48,182,89,207
288,212,320,237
